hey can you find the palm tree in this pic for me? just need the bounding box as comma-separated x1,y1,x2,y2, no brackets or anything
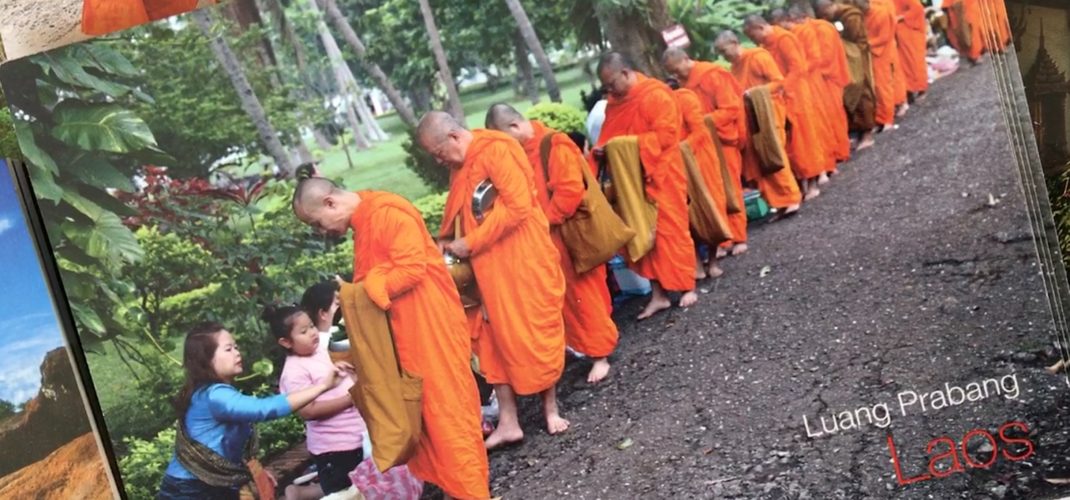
417,0,464,122
192,9,294,173
504,0,561,102
320,0,419,129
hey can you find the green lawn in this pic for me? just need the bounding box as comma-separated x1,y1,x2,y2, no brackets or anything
316,66,596,201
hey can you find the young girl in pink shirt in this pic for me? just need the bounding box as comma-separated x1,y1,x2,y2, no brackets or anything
264,304,365,497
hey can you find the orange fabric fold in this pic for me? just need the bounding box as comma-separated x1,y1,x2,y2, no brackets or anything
441,130,566,395
523,121,619,358
595,73,696,292
349,191,489,499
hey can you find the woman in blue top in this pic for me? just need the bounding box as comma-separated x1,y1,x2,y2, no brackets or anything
158,322,343,499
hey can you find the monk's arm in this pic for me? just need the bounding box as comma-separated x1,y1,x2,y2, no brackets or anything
363,207,429,309
778,39,808,93
708,75,744,143
902,3,927,32
464,143,533,254
545,137,586,224
637,88,682,162
758,53,786,94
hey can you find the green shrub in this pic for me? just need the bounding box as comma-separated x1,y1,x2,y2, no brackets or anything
0,107,19,159
412,191,449,236
526,102,587,135
120,427,175,500
404,129,450,192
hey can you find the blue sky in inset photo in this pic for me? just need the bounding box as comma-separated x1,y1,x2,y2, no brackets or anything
0,161,65,405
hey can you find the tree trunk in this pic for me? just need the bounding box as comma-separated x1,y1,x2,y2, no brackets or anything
410,84,433,114
597,0,672,78
417,0,465,122
504,0,561,102
304,0,370,149
193,9,294,174
321,0,419,130
513,31,539,104
313,128,333,149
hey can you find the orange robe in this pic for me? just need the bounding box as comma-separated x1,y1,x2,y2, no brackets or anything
684,61,748,243
865,0,902,125
523,121,619,358
792,20,848,165
81,0,200,35
731,49,804,209
894,0,930,94
808,18,853,162
350,191,489,500
673,88,732,242
440,130,566,396
978,0,1010,53
595,73,696,292
944,0,984,63
763,26,834,179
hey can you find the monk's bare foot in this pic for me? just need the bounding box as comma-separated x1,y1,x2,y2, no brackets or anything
679,290,699,308
706,262,725,278
783,203,800,214
817,172,830,185
484,425,523,450
695,267,708,280
715,246,729,259
856,134,875,150
804,187,821,201
1046,359,1066,375
587,358,611,384
730,243,748,256
637,296,672,320
546,413,570,435
896,103,909,117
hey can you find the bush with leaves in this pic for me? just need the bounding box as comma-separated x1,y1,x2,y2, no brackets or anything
0,106,20,160
666,0,774,61
404,129,450,192
526,102,588,135
120,427,175,500
412,191,449,236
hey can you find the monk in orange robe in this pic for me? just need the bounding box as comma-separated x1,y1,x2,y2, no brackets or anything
778,8,851,169
858,0,902,129
977,0,1010,53
593,52,698,320
662,48,751,256
292,180,489,499
894,0,930,100
817,0,879,150
485,104,619,384
943,0,985,64
743,15,831,200
790,7,853,164
714,31,803,215
669,84,732,278
417,111,569,449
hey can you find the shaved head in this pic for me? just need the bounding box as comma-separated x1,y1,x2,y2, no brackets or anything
597,52,633,75
293,176,342,212
715,30,740,47
769,8,788,25
714,30,743,61
788,5,811,20
814,0,836,18
484,102,525,130
661,47,690,66
416,111,464,147
743,14,769,31
416,110,472,167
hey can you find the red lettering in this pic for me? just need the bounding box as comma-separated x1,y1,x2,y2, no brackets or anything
926,436,963,478
998,421,1035,461
961,429,998,468
887,433,932,485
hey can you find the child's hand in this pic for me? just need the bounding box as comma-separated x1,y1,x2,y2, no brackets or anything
334,361,355,375
320,367,341,390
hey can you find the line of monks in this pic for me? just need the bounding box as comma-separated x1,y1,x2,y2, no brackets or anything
292,1,1014,498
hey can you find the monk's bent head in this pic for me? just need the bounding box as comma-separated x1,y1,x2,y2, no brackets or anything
851,0,871,13
814,0,837,19
597,52,638,99
769,8,790,27
660,47,693,81
484,103,534,143
714,30,743,62
292,177,358,238
788,4,812,21
742,15,772,44
416,111,472,168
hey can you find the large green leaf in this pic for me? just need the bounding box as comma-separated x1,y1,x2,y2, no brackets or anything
28,159,62,202
62,188,106,220
67,155,135,191
40,50,133,98
75,183,138,217
14,123,59,175
70,302,106,336
51,103,157,153
87,211,143,263
83,43,138,78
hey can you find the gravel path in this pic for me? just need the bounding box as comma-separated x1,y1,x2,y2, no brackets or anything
476,61,1070,499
